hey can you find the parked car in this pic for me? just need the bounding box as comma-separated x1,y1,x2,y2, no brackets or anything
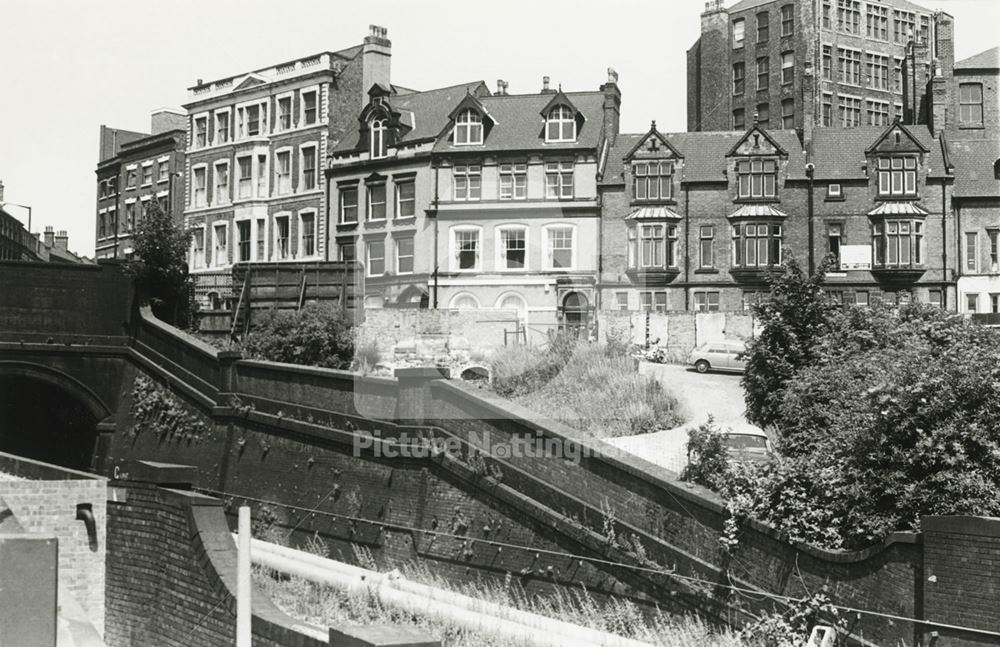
722,423,774,464
688,340,747,374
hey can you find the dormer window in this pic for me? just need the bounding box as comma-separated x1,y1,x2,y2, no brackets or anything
877,156,916,197
737,158,777,198
633,162,674,201
454,109,483,145
370,118,387,159
546,105,576,142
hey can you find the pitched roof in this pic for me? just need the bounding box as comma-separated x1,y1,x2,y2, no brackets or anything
956,47,1000,70
949,139,1000,198
728,0,774,14
808,125,947,180
331,81,488,154
602,129,806,185
433,91,607,153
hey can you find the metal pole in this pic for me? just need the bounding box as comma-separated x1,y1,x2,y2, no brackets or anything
237,506,251,647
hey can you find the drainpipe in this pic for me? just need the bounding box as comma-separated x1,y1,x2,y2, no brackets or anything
432,163,440,309
954,200,961,313
683,182,691,310
941,178,949,311
806,162,815,274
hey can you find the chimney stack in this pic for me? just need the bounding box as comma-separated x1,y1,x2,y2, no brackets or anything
496,80,509,95
362,25,392,107
54,230,68,252
44,226,54,248
600,68,622,144
541,76,552,93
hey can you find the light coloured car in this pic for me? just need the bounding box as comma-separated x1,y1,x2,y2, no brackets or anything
722,423,774,464
688,340,747,374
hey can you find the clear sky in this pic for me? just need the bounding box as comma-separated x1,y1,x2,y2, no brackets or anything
0,0,997,257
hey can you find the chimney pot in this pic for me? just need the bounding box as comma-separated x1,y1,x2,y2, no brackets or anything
196,78,203,86
607,68,619,84
542,76,550,92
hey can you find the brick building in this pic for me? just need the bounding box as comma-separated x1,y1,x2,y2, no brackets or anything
598,118,955,313
94,110,187,260
183,26,392,308
327,80,490,309
327,70,622,339
687,0,952,134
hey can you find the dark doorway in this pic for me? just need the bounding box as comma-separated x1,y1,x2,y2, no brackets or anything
0,377,99,471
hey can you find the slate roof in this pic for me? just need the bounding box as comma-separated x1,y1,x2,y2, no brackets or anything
728,0,776,14
808,125,948,180
601,129,806,185
949,139,1000,198
331,81,488,154
956,47,999,70
433,91,608,153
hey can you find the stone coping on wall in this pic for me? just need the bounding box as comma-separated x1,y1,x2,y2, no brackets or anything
428,378,922,564
139,306,223,360
0,451,107,482
923,515,1000,537
236,358,398,389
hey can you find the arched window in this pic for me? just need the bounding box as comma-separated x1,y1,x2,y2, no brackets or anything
370,118,387,159
546,105,576,142
496,292,528,322
450,293,480,310
454,109,483,145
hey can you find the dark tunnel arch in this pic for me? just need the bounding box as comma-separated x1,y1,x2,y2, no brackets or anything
0,362,111,472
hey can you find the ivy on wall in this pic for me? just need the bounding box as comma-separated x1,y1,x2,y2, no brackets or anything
129,374,210,443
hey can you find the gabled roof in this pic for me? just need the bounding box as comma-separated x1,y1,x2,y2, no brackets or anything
949,139,1000,198
624,122,683,160
726,124,788,157
539,89,581,118
808,125,947,181
956,47,1000,70
448,92,497,125
433,91,607,153
865,120,929,155
601,129,806,186
331,81,489,154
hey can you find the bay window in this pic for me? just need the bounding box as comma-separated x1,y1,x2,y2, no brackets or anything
872,220,923,267
732,222,783,267
628,223,678,269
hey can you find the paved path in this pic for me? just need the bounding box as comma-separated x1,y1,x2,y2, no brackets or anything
603,363,750,474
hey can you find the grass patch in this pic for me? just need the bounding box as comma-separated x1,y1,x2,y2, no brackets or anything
253,542,746,647
488,338,684,439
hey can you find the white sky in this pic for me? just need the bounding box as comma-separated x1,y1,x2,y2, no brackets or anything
0,0,997,257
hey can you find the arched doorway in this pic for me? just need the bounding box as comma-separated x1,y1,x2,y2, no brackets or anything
560,291,590,337
496,292,528,345
0,364,107,471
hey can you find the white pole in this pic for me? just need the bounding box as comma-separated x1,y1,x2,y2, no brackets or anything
237,506,252,647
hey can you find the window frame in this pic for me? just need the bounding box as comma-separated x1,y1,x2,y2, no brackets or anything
959,83,984,126
699,225,715,269
543,224,576,271
236,100,267,139
191,164,208,208
211,221,228,268
190,225,207,270
299,210,317,259
340,185,359,223
733,62,746,96
780,4,794,36
872,219,924,267
736,158,778,199
215,109,230,144
781,98,795,128
450,225,483,272
693,291,721,312
366,238,386,277
193,114,208,148
732,222,783,268
367,181,387,221
273,214,291,261
499,163,528,200
395,179,416,219
545,105,576,143
300,143,318,192
370,118,388,159
966,231,979,273
453,164,482,201
496,224,528,271
756,56,770,91
274,148,292,195
544,161,574,200
733,18,745,47
395,236,414,275
213,160,230,205
300,86,320,126
632,161,674,202
876,156,918,198
781,51,794,85
235,218,253,263
236,155,253,199
454,109,484,145
275,92,294,132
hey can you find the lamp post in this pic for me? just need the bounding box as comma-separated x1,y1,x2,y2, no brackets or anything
1,201,32,233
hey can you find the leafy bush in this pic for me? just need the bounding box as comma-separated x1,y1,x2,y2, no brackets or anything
242,302,354,369
126,201,194,328
680,418,730,491
351,338,382,374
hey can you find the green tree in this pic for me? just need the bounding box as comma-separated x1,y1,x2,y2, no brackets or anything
741,256,839,427
242,302,355,369
127,201,192,327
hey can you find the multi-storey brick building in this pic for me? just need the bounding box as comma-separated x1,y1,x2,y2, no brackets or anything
327,70,621,339
94,110,187,260
183,26,392,308
599,118,955,312
327,81,491,309
687,0,952,134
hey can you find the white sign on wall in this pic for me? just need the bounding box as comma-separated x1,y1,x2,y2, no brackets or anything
839,245,872,270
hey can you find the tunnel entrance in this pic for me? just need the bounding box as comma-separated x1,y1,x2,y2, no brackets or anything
0,376,100,472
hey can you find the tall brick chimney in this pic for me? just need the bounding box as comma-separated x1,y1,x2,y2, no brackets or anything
151,109,186,135
43,226,54,248
54,230,68,252
930,12,955,134
541,76,554,94
600,68,622,144
688,0,731,131
362,25,392,104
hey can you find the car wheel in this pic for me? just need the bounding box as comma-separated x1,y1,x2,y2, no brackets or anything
695,360,710,374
